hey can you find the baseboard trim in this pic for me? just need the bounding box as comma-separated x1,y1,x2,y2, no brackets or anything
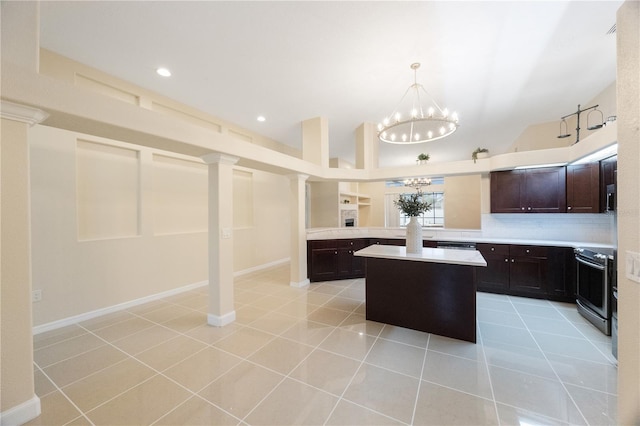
0,395,41,426
33,258,292,335
33,280,208,335
207,311,236,327
290,278,310,288
234,257,290,277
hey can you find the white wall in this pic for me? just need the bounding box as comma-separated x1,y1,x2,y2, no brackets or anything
508,82,617,153
29,125,290,327
616,0,640,421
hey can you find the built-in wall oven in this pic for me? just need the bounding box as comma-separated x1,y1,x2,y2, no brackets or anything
574,247,614,335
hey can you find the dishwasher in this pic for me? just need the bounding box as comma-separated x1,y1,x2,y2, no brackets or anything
436,241,477,250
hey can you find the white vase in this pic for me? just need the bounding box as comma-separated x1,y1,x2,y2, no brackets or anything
406,216,423,254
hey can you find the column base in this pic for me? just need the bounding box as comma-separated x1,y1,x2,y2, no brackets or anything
290,279,310,288
0,395,41,426
207,311,236,327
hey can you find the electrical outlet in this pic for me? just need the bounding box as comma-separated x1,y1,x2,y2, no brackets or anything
626,251,640,283
32,289,42,303
221,227,232,239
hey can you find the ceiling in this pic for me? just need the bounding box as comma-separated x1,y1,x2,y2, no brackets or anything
39,1,621,168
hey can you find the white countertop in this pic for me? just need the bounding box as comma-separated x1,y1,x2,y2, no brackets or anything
306,227,613,250
354,244,488,267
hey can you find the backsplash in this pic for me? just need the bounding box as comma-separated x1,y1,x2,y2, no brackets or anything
308,214,615,245
436,213,615,245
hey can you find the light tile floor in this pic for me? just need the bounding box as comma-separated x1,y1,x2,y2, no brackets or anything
30,265,618,425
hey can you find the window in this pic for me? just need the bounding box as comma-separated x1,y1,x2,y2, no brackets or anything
398,191,444,227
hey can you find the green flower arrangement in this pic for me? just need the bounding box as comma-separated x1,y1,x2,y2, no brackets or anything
394,189,432,217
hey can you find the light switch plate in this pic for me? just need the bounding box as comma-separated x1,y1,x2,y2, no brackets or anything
625,251,640,283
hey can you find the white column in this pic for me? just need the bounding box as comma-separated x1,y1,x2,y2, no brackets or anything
302,117,329,168
201,153,238,326
356,122,379,170
616,0,640,422
289,174,310,288
1,101,48,425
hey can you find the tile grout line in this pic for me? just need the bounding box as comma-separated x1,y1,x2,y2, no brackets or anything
238,303,363,425
476,315,502,425
506,296,591,425
33,362,96,426
547,302,618,367
321,322,411,426
409,333,430,425
72,320,248,425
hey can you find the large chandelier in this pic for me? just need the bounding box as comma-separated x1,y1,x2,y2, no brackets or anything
378,63,459,144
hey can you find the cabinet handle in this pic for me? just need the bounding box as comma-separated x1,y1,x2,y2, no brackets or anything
521,207,525,211
335,251,338,255
568,206,572,210
504,258,508,262
349,250,352,254
527,207,532,211
491,247,495,251
526,249,530,253
511,259,515,262
350,242,353,245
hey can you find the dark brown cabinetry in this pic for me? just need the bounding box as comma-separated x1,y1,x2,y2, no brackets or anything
308,239,370,282
475,244,510,292
476,243,574,301
308,240,339,282
509,245,548,295
600,155,617,212
566,163,600,213
490,167,566,213
369,238,404,246
337,239,368,277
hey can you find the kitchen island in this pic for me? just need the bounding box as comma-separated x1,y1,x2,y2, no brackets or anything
354,245,487,343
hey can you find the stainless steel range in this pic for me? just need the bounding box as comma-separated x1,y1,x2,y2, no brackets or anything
574,246,615,335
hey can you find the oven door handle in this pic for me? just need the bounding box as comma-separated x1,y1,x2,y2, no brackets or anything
576,256,606,271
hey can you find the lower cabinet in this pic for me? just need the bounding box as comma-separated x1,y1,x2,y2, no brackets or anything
309,239,576,301
308,238,370,282
476,243,575,301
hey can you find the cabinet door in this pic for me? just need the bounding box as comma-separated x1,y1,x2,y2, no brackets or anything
337,248,353,277
600,156,617,212
476,244,510,292
310,248,338,281
546,247,574,299
337,239,369,278
490,170,526,213
509,245,548,294
351,239,369,276
524,167,566,213
567,163,600,213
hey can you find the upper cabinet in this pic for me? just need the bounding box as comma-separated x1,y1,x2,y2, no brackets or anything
599,155,617,213
490,167,566,213
566,163,600,213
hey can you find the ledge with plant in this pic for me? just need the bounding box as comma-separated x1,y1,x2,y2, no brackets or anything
416,153,430,165
471,147,489,163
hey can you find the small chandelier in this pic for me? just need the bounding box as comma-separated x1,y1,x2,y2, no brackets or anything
404,177,432,189
378,63,459,144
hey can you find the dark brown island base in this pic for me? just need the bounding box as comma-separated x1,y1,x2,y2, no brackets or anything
355,245,487,343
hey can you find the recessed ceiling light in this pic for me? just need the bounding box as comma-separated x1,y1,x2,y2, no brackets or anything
156,67,171,77
257,116,266,122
